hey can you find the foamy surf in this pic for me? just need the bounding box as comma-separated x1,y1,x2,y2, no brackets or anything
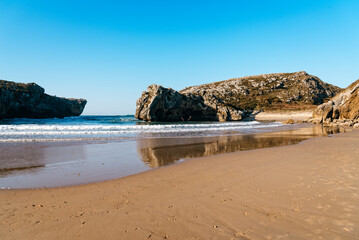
0,115,283,142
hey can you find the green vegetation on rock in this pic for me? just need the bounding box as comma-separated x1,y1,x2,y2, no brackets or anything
136,71,341,122
180,71,341,112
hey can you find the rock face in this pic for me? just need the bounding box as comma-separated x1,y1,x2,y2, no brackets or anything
0,80,87,119
312,79,359,123
135,84,220,122
136,71,341,122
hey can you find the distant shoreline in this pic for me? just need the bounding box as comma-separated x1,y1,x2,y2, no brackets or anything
253,110,313,121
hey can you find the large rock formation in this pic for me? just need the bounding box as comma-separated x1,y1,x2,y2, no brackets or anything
136,71,341,122
135,84,221,121
311,79,359,124
0,80,87,119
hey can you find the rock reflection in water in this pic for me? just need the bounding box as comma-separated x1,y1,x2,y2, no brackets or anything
137,125,347,168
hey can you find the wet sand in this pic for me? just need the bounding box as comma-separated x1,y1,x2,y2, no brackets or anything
1,129,359,239
0,125,345,188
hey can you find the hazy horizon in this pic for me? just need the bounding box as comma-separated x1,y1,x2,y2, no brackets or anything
1,0,358,115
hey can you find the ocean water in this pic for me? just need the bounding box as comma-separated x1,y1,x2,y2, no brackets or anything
0,115,284,142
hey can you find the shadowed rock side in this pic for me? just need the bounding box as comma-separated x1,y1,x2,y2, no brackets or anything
312,79,359,124
136,71,341,122
135,84,227,121
0,80,87,119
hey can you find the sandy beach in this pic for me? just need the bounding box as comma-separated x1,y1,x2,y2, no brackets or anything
2,1,358,240
254,110,313,121
1,129,359,240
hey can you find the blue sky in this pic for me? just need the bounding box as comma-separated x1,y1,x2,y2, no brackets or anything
1,0,358,115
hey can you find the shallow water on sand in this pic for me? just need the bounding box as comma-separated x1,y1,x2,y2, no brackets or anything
0,123,347,189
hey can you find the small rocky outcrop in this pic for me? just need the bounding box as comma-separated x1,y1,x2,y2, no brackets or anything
311,79,359,126
0,80,87,119
136,71,341,122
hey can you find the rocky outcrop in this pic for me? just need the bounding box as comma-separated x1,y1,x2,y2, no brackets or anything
135,84,228,122
311,79,359,124
136,71,341,122
0,80,87,119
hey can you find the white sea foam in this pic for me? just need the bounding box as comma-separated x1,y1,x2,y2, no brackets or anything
0,117,283,142
3,121,255,130
0,121,260,131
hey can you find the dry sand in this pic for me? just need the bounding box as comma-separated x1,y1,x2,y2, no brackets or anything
254,110,313,121
1,130,359,240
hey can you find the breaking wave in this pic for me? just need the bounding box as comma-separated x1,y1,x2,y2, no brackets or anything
0,115,283,142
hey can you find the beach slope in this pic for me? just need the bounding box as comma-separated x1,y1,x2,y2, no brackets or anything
1,130,359,240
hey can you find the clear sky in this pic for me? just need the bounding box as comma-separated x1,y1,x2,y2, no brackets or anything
1,0,358,115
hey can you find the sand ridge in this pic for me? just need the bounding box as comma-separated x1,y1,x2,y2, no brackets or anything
1,130,359,239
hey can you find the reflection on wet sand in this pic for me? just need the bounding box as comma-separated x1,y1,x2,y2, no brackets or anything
0,146,46,177
137,125,347,168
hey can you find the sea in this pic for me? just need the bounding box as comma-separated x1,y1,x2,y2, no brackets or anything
0,115,283,142
0,115,344,188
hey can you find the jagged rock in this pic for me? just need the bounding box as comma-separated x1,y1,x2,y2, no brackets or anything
0,80,87,119
311,79,359,123
136,71,341,122
135,84,241,122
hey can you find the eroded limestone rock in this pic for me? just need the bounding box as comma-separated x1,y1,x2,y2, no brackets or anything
0,80,87,119
135,84,242,122
136,71,341,122
311,79,359,124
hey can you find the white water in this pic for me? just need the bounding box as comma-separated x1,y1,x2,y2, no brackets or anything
0,116,283,142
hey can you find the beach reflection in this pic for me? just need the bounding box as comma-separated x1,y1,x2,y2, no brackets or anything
137,125,347,168
0,146,46,176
